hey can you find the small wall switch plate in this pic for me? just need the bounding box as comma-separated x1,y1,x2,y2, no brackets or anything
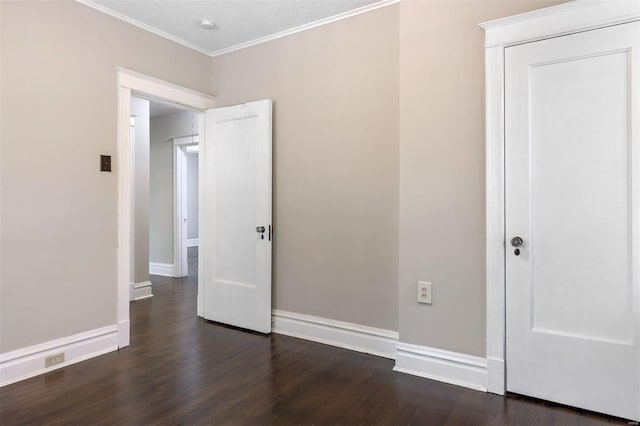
45,352,65,368
100,155,112,172
417,281,432,304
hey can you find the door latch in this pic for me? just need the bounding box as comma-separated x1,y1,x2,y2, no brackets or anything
511,236,523,256
256,226,271,241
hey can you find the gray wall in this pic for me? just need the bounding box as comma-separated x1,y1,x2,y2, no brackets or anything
211,5,399,331
130,97,150,284
149,111,200,264
211,0,566,354
186,152,199,241
0,0,569,359
397,0,566,356
0,0,212,353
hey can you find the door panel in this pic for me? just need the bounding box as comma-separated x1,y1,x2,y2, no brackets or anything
505,22,639,420
530,50,631,344
201,100,272,333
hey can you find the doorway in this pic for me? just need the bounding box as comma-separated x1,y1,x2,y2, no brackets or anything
116,68,273,349
173,136,200,279
129,95,202,301
115,67,216,349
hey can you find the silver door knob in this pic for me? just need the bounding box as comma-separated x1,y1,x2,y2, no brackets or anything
510,236,523,247
256,226,266,233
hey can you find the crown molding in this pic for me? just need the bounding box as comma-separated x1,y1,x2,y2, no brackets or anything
76,0,213,56
209,0,399,57
76,0,399,58
480,0,640,48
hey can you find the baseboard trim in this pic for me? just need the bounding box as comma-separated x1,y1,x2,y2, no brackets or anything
187,238,199,247
0,325,118,387
394,342,487,392
272,309,398,359
149,262,178,277
131,281,153,301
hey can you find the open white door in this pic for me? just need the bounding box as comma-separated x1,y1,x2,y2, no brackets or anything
201,100,272,333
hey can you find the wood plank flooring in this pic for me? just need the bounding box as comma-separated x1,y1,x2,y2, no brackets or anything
0,248,626,425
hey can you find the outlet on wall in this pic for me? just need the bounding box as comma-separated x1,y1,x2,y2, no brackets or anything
417,281,432,304
45,352,65,368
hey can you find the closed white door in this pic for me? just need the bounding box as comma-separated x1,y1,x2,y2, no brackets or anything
505,22,640,421
201,100,272,333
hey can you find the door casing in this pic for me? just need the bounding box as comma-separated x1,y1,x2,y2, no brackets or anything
480,1,640,397
173,136,200,279
116,67,216,348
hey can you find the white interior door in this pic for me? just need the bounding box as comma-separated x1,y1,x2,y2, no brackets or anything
201,100,272,333
505,22,640,421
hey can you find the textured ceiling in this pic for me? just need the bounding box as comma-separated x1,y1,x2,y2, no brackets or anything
88,0,383,55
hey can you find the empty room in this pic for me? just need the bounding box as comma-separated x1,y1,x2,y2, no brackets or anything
1,0,639,425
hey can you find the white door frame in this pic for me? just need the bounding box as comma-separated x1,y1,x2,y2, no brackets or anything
116,67,215,348
173,135,200,278
480,1,640,395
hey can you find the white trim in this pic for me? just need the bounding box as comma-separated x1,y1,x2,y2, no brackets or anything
484,43,506,396
149,262,178,277
117,320,130,348
117,68,215,349
116,67,215,111
174,144,188,278
76,0,212,56
117,82,132,350
394,342,488,392
197,116,205,318
187,238,199,247
0,326,118,387
486,357,505,395
209,0,399,57
272,310,491,391
76,0,398,58
480,1,640,48
173,134,200,146
272,309,398,359
130,281,153,301
481,0,640,397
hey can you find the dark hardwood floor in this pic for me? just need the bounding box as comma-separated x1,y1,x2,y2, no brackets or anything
0,247,625,425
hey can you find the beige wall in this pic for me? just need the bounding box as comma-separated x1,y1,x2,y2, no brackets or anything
398,0,566,356
0,0,570,358
0,0,212,352
131,97,150,284
212,4,399,331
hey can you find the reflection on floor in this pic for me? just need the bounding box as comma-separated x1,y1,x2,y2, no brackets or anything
0,243,623,424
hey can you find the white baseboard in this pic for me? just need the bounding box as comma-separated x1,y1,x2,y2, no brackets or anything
272,309,398,359
187,238,199,247
130,281,153,301
0,325,118,387
149,262,177,277
271,310,489,393
394,342,487,392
